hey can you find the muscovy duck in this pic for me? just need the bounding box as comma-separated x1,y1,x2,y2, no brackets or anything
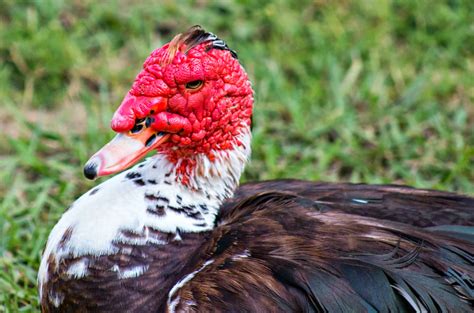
39,26,474,312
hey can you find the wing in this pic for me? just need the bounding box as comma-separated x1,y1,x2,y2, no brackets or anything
171,192,474,312
40,229,210,313
220,180,474,227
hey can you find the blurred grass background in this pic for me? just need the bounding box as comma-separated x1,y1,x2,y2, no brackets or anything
0,0,473,310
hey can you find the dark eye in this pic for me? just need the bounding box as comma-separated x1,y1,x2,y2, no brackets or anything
185,80,203,90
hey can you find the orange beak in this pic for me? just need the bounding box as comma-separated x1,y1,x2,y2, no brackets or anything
83,127,170,180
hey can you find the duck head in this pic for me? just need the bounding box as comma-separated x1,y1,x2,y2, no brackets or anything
84,26,254,187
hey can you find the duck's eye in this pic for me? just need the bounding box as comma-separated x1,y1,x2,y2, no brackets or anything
185,80,203,90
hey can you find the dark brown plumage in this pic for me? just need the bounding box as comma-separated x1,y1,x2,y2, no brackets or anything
42,181,473,312
174,184,474,312
223,180,474,228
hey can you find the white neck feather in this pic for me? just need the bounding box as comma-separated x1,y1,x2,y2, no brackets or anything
39,127,251,288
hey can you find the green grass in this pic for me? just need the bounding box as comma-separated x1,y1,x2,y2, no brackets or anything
0,0,473,311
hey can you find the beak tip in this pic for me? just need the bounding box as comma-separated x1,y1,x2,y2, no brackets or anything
83,160,99,180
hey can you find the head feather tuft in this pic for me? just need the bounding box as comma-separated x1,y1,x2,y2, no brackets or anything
163,25,237,65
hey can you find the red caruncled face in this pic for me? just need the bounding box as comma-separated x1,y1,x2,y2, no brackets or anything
110,34,253,161
83,27,254,181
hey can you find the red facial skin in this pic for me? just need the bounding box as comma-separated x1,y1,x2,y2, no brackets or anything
110,42,254,166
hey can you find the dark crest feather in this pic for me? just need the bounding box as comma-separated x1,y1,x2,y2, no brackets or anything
179,25,238,59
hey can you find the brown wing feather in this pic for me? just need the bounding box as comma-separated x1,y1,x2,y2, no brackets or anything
173,192,474,312
220,180,474,227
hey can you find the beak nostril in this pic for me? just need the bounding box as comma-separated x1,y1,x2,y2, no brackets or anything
130,124,144,134
145,117,154,128
130,116,155,134
145,134,157,147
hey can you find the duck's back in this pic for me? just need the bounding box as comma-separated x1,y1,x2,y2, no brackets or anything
222,180,474,227
171,189,474,312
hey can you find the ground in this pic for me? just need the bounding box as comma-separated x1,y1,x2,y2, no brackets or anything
0,1,473,311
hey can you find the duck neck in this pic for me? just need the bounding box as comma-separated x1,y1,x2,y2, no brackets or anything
132,128,251,233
